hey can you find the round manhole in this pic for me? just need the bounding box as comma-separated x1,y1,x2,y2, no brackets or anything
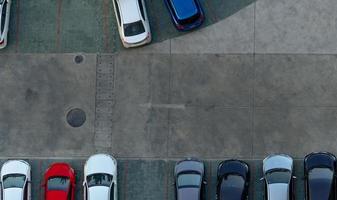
74,54,84,64
66,108,86,128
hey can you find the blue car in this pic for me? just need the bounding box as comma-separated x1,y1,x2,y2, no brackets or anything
164,0,204,31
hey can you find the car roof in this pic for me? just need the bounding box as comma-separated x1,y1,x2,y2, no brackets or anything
267,183,289,200
118,0,141,24
88,186,110,200
85,154,117,176
308,173,333,200
169,0,198,20
4,188,24,200
263,154,293,173
178,187,200,200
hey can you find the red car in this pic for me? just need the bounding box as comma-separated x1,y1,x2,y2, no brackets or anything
43,163,76,200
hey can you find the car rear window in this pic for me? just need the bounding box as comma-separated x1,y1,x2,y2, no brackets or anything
47,177,70,191
123,20,145,37
178,13,200,25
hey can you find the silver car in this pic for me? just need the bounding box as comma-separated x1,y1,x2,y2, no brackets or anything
261,154,295,200
174,158,206,200
0,0,11,49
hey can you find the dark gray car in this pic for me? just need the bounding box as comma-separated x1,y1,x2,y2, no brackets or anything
174,158,206,200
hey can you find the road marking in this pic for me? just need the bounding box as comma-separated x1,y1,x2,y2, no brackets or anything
139,103,185,109
55,0,63,51
14,0,21,52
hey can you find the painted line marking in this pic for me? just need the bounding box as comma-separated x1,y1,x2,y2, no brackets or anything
139,103,185,109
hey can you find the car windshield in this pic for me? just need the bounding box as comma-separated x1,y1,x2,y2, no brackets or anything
47,177,70,191
308,168,334,200
123,20,145,37
87,173,113,187
177,173,201,188
220,175,245,200
3,174,26,189
266,170,291,184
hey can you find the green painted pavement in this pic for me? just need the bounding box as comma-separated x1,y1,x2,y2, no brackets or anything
1,0,255,53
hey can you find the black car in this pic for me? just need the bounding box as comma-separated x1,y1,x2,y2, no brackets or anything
216,160,250,200
174,158,206,200
304,152,336,200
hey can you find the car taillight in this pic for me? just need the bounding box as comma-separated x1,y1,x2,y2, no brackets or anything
0,40,3,45
177,24,185,30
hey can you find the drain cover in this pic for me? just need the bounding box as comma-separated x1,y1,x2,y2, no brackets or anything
66,108,86,127
74,55,84,64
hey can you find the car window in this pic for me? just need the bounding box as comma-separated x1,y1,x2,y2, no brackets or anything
308,168,334,200
1,1,7,33
177,174,201,188
0,0,4,4
138,0,145,20
123,20,145,37
47,177,70,191
220,175,245,200
87,173,113,187
3,174,26,189
114,0,121,25
266,170,291,184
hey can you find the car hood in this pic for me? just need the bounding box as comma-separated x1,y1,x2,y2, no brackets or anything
263,155,293,173
267,183,289,200
88,186,110,200
1,160,30,177
175,160,204,175
4,188,23,200
85,154,116,176
178,188,199,200
46,190,68,200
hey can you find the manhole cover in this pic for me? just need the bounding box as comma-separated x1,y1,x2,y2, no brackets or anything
74,55,84,64
66,108,86,127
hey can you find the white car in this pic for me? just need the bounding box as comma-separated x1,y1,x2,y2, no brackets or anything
112,0,151,48
0,160,31,200
83,154,118,200
262,154,295,200
0,0,11,49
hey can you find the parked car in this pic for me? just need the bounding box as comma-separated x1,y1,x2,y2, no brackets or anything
174,158,206,200
216,159,250,200
0,160,31,200
112,0,151,48
0,0,11,49
304,152,336,200
261,154,295,200
164,0,204,31
83,154,117,200
43,163,75,200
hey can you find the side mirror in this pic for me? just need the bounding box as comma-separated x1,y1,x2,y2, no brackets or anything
203,180,207,185
259,177,264,181
83,181,86,187
293,176,297,179
41,183,46,187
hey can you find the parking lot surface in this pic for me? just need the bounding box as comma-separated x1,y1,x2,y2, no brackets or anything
1,0,337,199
